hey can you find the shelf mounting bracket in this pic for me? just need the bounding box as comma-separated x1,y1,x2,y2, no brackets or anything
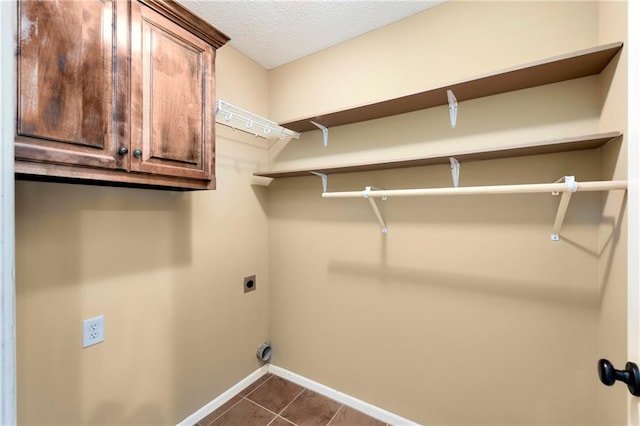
550,176,578,241
310,171,328,193
310,121,329,147
449,157,460,188
362,186,388,234
447,89,458,128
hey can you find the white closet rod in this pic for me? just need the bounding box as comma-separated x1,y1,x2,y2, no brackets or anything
320,177,626,239
322,180,627,199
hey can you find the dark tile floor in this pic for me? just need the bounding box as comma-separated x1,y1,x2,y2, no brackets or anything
196,373,388,426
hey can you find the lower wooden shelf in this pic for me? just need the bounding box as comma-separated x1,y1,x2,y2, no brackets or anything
254,131,622,179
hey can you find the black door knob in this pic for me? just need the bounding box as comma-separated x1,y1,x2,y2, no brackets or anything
118,146,128,155
598,359,640,396
133,149,142,159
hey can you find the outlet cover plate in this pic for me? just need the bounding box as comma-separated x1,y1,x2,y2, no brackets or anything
83,315,104,348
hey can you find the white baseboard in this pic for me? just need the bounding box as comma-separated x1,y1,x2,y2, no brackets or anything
177,365,269,426
267,365,418,426
178,363,417,426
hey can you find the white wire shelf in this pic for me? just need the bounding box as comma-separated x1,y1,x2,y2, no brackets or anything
215,100,300,140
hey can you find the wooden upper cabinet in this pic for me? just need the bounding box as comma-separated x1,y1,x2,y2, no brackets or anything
130,1,214,181
16,0,124,170
15,0,229,190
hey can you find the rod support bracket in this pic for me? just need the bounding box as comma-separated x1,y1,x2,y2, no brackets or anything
552,176,577,195
363,186,388,234
550,177,576,241
447,89,458,128
310,121,329,147
565,175,578,192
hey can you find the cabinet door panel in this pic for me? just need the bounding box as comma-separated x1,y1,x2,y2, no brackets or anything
131,2,214,181
16,0,122,170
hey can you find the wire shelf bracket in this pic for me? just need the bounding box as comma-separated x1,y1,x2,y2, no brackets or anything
215,100,300,140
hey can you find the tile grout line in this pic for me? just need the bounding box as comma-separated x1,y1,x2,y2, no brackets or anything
206,375,387,426
244,396,281,416
244,397,290,423
268,386,307,424
236,375,308,423
246,384,306,426
278,387,306,415
266,414,297,426
326,404,344,426
243,374,275,398
203,375,274,426
203,396,245,426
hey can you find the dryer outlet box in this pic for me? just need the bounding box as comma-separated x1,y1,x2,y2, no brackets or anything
244,275,256,293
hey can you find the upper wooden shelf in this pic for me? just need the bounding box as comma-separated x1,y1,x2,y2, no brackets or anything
280,42,623,133
254,132,621,179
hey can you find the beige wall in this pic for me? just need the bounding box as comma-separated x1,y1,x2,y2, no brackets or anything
15,1,631,425
15,46,271,425
268,155,601,425
597,1,629,424
269,1,599,124
267,1,622,424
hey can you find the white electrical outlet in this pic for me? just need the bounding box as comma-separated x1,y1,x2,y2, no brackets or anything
83,315,104,348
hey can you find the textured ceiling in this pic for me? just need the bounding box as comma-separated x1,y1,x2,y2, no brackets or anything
175,1,445,70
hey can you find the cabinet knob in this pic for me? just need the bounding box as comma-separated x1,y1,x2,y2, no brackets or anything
598,359,640,396
133,149,142,159
118,146,128,156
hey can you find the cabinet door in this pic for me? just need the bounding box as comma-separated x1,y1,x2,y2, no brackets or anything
16,0,125,170
130,1,215,182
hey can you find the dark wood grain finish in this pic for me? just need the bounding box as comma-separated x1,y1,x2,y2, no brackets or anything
282,42,623,133
138,0,229,48
15,0,224,190
114,0,131,171
17,0,121,169
130,1,215,182
15,160,215,190
254,132,621,179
